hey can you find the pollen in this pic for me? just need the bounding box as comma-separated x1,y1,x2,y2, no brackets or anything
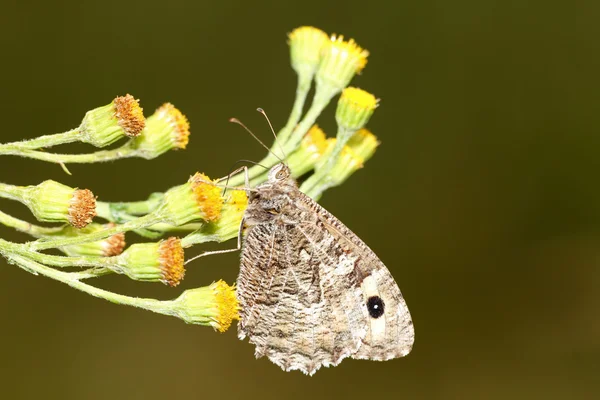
158,237,185,287
212,280,240,333
68,189,97,228
189,173,223,222
156,103,190,149
113,94,145,137
328,35,369,73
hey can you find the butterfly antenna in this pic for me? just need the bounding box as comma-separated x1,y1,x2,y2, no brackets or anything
257,107,286,160
229,118,283,163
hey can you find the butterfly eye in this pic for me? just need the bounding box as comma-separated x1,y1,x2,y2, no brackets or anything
367,296,385,319
275,169,286,179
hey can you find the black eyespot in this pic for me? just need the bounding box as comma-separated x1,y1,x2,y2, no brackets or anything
367,296,385,319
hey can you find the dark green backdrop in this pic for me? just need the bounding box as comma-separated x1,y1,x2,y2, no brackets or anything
1,1,599,399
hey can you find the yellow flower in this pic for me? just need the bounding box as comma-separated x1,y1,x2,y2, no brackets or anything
346,128,380,163
336,87,379,131
159,172,224,226
288,26,329,76
302,125,328,157
316,35,369,92
286,125,329,177
321,140,364,186
189,173,223,222
132,103,191,159
172,280,240,332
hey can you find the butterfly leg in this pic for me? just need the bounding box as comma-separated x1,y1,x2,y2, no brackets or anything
218,165,252,196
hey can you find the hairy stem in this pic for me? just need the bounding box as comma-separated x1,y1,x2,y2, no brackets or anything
0,129,80,153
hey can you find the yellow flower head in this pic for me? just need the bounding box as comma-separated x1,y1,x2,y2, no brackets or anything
302,125,328,157
173,280,240,333
79,94,146,147
346,128,380,163
317,35,369,92
154,103,190,149
113,94,146,137
132,103,191,159
116,237,185,287
68,189,97,229
227,190,249,212
189,173,223,222
336,87,379,131
23,180,96,228
288,26,329,76
160,172,224,226
321,139,364,185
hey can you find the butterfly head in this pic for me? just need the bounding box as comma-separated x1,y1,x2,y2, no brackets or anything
267,163,293,184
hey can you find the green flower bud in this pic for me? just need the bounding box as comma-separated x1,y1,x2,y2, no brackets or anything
22,180,96,228
79,94,145,147
115,237,184,286
131,103,190,159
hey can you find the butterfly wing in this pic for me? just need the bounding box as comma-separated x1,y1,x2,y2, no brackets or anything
237,191,414,374
237,221,367,375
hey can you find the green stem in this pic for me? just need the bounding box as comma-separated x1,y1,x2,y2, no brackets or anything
0,239,113,268
0,143,138,164
0,182,27,202
5,253,174,315
0,129,80,153
0,210,65,236
96,193,164,220
300,126,357,197
29,213,162,251
277,73,312,144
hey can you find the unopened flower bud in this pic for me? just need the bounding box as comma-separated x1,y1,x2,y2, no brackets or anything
22,180,96,228
336,87,379,132
131,103,190,159
79,94,145,147
115,237,185,286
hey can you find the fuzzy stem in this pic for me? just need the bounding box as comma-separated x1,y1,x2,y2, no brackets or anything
0,182,27,202
29,213,162,251
5,253,174,315
0,210,66,236
0,142,139,164
300,126,356,197
0,129,80,153
277,73,312,144
0,239,112,268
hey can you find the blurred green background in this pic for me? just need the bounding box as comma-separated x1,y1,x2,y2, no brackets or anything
1,1,599,399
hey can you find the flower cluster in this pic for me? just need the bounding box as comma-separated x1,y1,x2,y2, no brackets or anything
0,25,385,334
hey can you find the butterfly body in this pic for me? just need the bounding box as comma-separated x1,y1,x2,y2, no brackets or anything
236,163,414,375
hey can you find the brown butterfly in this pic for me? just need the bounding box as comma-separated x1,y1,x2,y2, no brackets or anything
236,162,414,375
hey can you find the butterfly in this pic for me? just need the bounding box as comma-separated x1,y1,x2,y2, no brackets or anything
236,162,414,375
